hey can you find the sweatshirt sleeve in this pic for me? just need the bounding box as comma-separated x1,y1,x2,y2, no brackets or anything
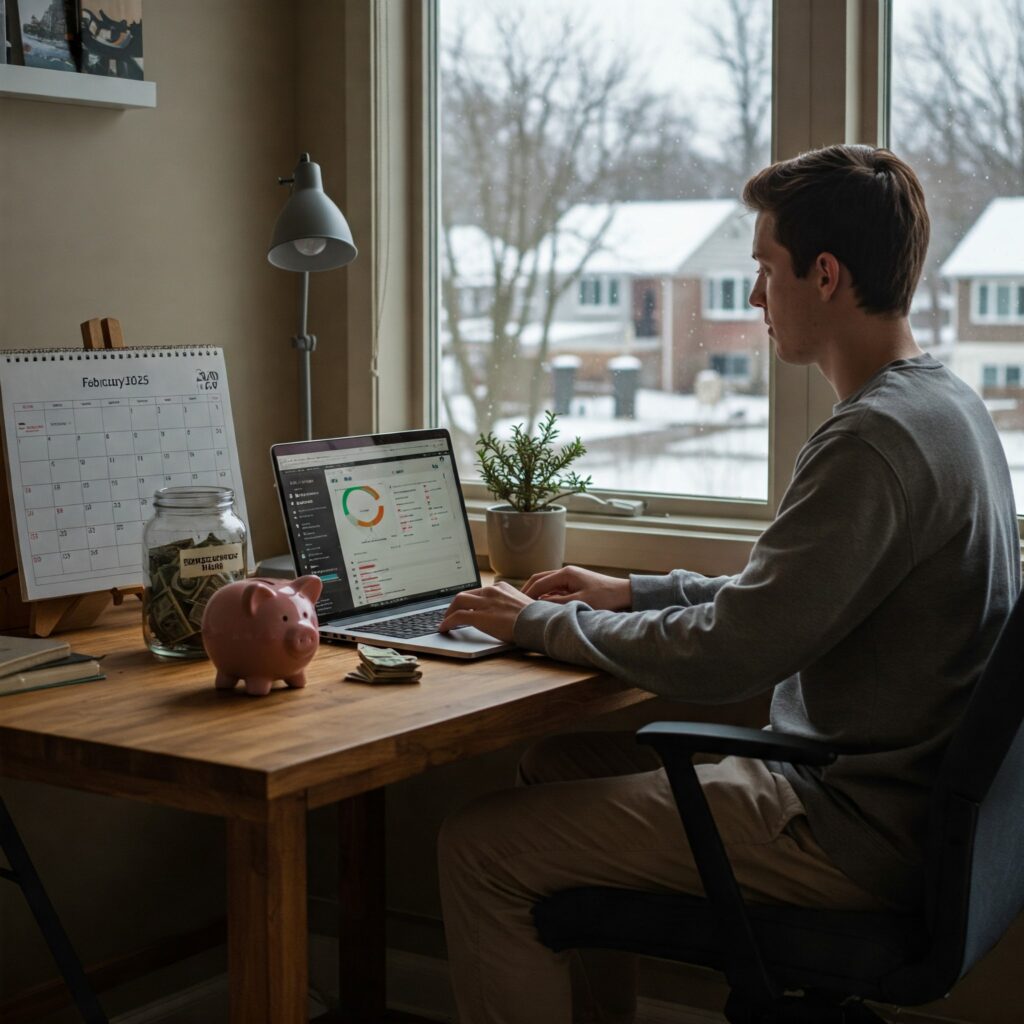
513,433,913,704
630,570,737,610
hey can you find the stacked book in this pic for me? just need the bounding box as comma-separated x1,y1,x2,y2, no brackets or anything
345,644,422,685
0,635,104,697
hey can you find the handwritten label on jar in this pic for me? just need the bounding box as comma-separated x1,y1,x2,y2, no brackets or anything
179,543,244,579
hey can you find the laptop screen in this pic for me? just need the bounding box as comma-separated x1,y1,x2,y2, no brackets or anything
270,429,481,622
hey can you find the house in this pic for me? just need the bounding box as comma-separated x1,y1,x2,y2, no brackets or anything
443,199,769,400
941,197,1024,412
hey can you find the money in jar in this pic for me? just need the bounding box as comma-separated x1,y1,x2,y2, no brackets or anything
142,486,248,659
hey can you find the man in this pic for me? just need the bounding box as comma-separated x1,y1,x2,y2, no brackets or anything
436,145,1020,1024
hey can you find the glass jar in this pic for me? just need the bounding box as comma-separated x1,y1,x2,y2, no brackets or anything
142,486,248,659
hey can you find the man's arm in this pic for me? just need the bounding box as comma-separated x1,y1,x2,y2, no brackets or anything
630,570,738,611
513,433,914,704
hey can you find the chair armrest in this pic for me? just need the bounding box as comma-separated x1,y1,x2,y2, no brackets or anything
638,722,838,767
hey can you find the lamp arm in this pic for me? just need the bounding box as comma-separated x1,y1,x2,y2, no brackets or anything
289,271,316,440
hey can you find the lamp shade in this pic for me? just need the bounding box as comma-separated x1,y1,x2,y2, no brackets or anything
268,154,357,272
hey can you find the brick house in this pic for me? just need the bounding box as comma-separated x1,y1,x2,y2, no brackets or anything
442,199,769,398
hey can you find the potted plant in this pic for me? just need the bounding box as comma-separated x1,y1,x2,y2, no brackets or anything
475,410,592,580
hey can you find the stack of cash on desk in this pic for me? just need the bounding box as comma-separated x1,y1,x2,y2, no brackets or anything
345,644,422,685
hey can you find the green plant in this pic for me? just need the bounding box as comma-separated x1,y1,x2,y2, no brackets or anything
475,410,592,512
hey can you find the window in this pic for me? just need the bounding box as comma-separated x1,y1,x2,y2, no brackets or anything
980,365,1024,391
386,1,900,567
579,276,603,306
710,353,752,380
705,274,759,320
892,0,1024,511
438,0,773,505
971,281,1024,324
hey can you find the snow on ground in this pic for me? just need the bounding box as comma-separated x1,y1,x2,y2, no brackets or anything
445,388,772,500
445,386,1024,509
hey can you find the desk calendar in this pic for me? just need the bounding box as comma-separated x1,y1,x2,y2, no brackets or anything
0,347,252,602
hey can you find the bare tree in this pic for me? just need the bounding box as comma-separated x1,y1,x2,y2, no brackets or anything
441,10,684,441
697,0,772,189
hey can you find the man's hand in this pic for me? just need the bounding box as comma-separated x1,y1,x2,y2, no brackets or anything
438,581,535,643
520,565,632,610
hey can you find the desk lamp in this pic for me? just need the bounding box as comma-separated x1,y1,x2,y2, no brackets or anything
268,153,358,440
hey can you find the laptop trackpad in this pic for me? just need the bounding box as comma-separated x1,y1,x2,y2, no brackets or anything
438,626,505,650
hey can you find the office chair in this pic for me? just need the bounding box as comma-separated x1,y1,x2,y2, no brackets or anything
0,796,108,1023
534,591,1024,1024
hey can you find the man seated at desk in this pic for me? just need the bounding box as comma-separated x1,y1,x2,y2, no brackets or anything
436,144,1021,1024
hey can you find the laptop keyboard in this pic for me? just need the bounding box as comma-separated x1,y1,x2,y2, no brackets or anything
360,609,447,639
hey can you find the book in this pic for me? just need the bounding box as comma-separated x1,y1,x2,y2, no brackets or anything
80,0,141,79
6,0,26,65
0,634,70,676
0,654,104,696
18,0,75,72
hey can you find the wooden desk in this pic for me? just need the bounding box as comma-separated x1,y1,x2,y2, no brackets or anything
0,602,651,1023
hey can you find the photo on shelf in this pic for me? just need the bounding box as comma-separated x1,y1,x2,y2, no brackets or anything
80,0,141,79
18,0,76,72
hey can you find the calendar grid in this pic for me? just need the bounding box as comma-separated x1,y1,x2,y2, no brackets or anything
0,348,251,601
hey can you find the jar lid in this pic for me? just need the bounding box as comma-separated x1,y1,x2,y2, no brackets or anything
153,485,234,511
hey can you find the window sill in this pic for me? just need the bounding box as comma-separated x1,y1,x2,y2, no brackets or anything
464,499,766,575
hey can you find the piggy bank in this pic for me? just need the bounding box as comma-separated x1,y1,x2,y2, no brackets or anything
201,576,323,696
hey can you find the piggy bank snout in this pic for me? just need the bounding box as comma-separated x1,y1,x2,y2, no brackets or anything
284,620,318,657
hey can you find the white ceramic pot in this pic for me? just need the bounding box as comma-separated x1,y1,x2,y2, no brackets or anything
485,504,566,581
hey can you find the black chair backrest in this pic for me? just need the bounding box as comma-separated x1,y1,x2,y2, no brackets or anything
911,589,1024,996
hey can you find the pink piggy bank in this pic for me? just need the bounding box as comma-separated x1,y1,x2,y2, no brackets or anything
201,576,323,696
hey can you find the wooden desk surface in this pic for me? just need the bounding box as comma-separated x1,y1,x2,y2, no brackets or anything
0,602,651,821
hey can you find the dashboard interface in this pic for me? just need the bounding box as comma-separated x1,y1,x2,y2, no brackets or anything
273,432,480,621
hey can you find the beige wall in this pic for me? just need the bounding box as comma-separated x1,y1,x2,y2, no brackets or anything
0,0,302,565
0,0,303,1003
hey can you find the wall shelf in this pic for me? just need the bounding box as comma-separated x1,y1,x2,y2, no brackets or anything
0,65,156,108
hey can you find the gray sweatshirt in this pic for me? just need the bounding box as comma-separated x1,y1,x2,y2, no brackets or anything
514,355,1020,909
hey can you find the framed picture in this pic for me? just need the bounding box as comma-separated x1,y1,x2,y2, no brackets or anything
18,0,75,72
80,0,141,79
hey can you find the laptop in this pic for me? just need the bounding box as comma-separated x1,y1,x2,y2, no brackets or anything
270,428,512,658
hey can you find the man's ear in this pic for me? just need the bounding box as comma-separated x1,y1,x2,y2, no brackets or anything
815,252,842,301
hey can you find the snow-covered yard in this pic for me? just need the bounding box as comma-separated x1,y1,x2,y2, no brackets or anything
444,385,1024,510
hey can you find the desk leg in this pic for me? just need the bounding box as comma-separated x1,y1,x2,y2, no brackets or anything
226,795,308,1024
338,789,386,1019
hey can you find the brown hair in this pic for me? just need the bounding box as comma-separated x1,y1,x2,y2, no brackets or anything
742,145,929,317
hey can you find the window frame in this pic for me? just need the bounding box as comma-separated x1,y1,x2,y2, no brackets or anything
346,0,891,572
971,280,1024,325
705,273,760,321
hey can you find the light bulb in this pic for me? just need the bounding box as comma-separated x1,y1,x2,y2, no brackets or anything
293,237,327,257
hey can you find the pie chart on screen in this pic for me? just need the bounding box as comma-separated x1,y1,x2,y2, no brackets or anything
341,485,385,527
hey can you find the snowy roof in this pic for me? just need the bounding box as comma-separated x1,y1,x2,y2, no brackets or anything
541,200,740,276
444,199,740,284
941,198,1024,277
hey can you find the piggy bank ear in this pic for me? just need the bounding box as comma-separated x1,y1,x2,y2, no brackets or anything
243,581,276,617
293,575,323,604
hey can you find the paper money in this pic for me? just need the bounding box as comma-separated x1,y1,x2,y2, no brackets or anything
358,644,419,665
346,644,422,684
144,533,244,653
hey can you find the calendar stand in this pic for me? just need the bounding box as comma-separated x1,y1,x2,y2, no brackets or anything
0,318,144,637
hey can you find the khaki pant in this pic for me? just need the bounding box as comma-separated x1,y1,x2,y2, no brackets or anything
438,730,883,1024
